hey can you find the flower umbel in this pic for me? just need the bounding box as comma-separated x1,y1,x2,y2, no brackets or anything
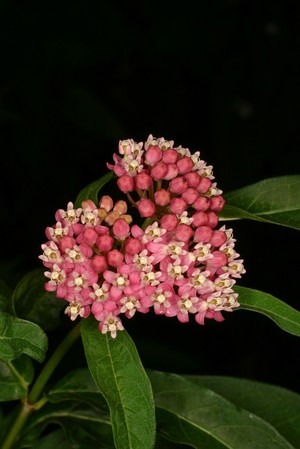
40,135,245,337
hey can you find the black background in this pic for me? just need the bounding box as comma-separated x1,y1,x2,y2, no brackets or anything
0,0,300,394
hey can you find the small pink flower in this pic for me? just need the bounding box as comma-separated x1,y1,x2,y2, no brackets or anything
210,230,227,248
184,171,200,187
135,172,153,190
98,313,124,339
117,175,134,193
194,226,213,243
175,224,193,242
112,218,130,240
137,198,156,217
162,148,178,164
91,255,107,273
192,211,208,226
197,177,212,193
150,161,168,180
154,189,170,206
145,146,162,165
169,177,188,194
170,197,187,214
160,214,179,231
176,156,193,174
96,234,114,253
181,187,199,205
210,195,225,211
107,249,124,267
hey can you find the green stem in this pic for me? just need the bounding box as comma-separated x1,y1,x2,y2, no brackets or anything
1,403,32,449
28,322,81,404
1,322,81,449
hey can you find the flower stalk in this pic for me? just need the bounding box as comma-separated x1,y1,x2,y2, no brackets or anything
1,322,81,449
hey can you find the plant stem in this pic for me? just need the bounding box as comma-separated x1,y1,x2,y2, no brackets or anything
1,322,81,449
28,321,81,404
1,403,32,449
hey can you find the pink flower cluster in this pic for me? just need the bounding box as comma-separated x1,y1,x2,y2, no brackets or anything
39,135,245,338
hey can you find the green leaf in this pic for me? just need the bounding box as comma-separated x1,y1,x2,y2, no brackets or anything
148,370,294,449
0,280,12,313
0,311,48,362
155,434,191,449
0,355,34,401
31,429,73,449
47,368,109,411
12,268,66,331
220,175,300,230
81,316,156,449
74,172,116,208
17,401,113,449
185,375,300,449
235,285,300,336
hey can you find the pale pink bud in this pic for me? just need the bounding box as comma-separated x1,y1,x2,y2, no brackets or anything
175,224,193,242
91,255,107,273
197,177,212,193
112,218,130,240
176,156,193,174
117,175,134,193
207,211,219,228
163,163,179,180
145,146,162,165
137,198,156,217
192,196,210,211
194,226,213,243
155,189,170,206
184,171,200,187
125,237,143,255
96,234,114,252
162,149,178,164
105,211,119,226
170,197,188,214
169,177,188,194
81,199,97,210
192,211,208,226
181,187,198,204
161,214,179,231
99,195,113,212
113,200,128,215
209,251,228,268
60,236,76,252
107,249,124,267
135,172,153,190
150,162,168,180
210,230,227,247
209,196,225,212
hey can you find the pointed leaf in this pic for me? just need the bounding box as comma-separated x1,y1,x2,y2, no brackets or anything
17,401,113,449
220,175,300,229
12,268,66,331
235,285,300,336
31,429,73,449
74,172,116,208
0,311,48,362
148,370,294,449
81,316,156,449
185,375,300,449
0,355,34,401
47,368,108,410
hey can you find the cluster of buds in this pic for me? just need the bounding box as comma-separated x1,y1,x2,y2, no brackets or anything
39,135,245,337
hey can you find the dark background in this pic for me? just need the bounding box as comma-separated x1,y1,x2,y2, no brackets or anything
0,1,300,394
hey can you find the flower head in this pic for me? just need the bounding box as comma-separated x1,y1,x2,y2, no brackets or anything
40,135,245,337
